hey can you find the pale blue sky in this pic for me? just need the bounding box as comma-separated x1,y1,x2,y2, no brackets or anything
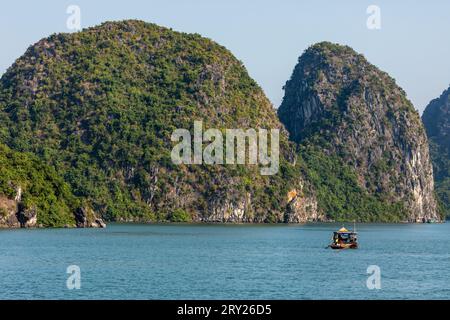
1,0,449,113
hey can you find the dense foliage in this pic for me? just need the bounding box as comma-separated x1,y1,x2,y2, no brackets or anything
422,88,450,218
0,20,297,222
0,23,440,224
0,143,77,226
279,42,440,221
298,145,407,222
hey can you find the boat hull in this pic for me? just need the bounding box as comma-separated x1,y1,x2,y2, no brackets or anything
330,243,358,249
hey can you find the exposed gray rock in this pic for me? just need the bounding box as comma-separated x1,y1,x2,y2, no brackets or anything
0,189,38,228
0,195,20,228
17,204,38,228
422,87,450,217
75,206,106,228
285,187,324,223
278,42,440,222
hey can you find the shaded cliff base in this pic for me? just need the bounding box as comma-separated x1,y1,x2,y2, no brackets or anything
0,171,442,228
0,193,105,229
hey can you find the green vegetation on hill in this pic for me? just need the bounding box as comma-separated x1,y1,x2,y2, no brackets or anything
298,145,408,222
422,88,450,218
0,143,77,226
429,142,450,218
0,25,441,224
279,42,440,222
0,20,297,223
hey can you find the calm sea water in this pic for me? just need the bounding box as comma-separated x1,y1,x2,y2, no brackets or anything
1,223,449,299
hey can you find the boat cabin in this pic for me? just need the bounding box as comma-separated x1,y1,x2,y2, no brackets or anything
330,227,358,249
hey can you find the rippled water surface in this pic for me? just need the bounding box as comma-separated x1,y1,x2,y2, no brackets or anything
1,223,449,299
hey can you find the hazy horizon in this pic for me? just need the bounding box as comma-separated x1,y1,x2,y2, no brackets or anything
1,0,449,113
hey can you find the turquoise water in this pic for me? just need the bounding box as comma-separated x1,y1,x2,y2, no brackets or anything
1,223,450,299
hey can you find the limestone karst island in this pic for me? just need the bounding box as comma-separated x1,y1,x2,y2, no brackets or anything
0,20,448,228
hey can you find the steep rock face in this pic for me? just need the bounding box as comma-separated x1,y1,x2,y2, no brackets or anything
0,194,20,227
0,20,320,223
278,42,440,222
284,185,324,223
422,87,450,216
1,186,39,228
75,206,106,228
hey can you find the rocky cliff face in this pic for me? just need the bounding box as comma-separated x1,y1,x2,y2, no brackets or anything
0,193,23,228
0,20,320,224
0,190,38,228
422,87,450,216
278,42,440,222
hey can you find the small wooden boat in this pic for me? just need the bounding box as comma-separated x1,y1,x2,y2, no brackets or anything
329,226,358,249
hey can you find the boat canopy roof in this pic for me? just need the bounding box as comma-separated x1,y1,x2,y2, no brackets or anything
334,227,357,235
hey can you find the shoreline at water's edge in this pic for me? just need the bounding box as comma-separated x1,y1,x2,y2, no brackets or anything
1,219,446,230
